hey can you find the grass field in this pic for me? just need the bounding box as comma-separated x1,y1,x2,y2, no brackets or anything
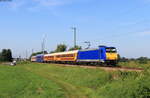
0,62,150,98
119,61,150,69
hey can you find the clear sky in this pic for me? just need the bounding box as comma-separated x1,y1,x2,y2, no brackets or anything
0,0,150,58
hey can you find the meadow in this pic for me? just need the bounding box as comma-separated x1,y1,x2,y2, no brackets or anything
119,60,150,69
0,61,150,98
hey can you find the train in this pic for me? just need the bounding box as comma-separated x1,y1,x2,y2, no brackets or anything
31,46,118,66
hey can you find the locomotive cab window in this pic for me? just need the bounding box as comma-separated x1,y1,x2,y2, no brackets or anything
106,47,117,53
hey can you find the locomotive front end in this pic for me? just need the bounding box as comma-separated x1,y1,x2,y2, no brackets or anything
105,47,118,65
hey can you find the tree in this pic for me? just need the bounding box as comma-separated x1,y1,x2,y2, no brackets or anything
119,57,128,62
137,57,148,64
68,45,82,51
1,49,7,61
50,51,56,53
0,49,12,62
6,49,12,61
55,44,67,52
117,54,121,61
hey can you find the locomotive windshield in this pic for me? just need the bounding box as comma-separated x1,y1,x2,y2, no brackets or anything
106,47,117,53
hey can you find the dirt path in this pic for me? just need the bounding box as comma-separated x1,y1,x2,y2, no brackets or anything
24,66,87,98
81,66,143,72
52,64,144,72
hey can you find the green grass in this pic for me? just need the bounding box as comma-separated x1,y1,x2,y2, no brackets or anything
119,60,150,69
0,62,150,98
0,65,65,98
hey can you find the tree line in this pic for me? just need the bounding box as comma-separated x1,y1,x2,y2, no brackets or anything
0,49,12,62
118,54,150,64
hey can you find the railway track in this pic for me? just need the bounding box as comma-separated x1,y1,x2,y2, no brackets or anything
52,63,144,72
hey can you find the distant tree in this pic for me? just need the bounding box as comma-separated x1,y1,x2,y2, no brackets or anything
0,50,3,61
117,54,121,61
137,57,148,64
0,49,12,62
68,45,82,51
0,52,1,61
55,44,67,52
50,51,56,53
119,57,128,62
129,58,136,61
6,49,12,61
1,49,7,61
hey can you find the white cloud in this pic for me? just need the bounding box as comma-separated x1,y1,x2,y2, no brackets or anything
33,0,68,7
6,0,72,11
6,0,92,12
8,0,25,10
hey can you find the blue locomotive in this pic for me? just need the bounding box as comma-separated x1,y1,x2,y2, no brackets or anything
77,46,118,65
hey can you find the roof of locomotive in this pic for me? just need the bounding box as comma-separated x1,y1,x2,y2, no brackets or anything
78,46,116,52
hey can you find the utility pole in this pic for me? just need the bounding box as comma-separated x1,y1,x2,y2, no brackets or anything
26,50,28,60
71,27,77,48
32,49,34,54
19,55,21,61
41,41,44,54
41,34,46,54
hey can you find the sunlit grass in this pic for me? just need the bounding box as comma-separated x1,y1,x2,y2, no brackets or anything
0,65,65,98
0,62,150,98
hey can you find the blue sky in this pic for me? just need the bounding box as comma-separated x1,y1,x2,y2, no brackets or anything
0,0,150,58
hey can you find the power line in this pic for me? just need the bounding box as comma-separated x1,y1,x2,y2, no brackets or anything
84,41,91,49
26,50,28,60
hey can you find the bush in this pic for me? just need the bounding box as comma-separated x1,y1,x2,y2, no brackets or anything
138,57,149,64
98,71,150,98
0,49,12,62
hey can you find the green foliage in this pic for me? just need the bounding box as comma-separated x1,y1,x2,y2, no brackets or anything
22,63,113,98
68,45,82,51
31,51,48,56
119,59,150,69
119,57,128,62
0,49,12,62
22,63,150,98
0,65,65,98
137,57,149,64
98,71,150,98
119,56,150,65
0,62,150,98
55,44,67,52
50,51,56,53
117,54,121,61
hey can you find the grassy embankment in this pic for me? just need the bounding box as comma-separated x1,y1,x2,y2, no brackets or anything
0,62,150,98
119,60,150,69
